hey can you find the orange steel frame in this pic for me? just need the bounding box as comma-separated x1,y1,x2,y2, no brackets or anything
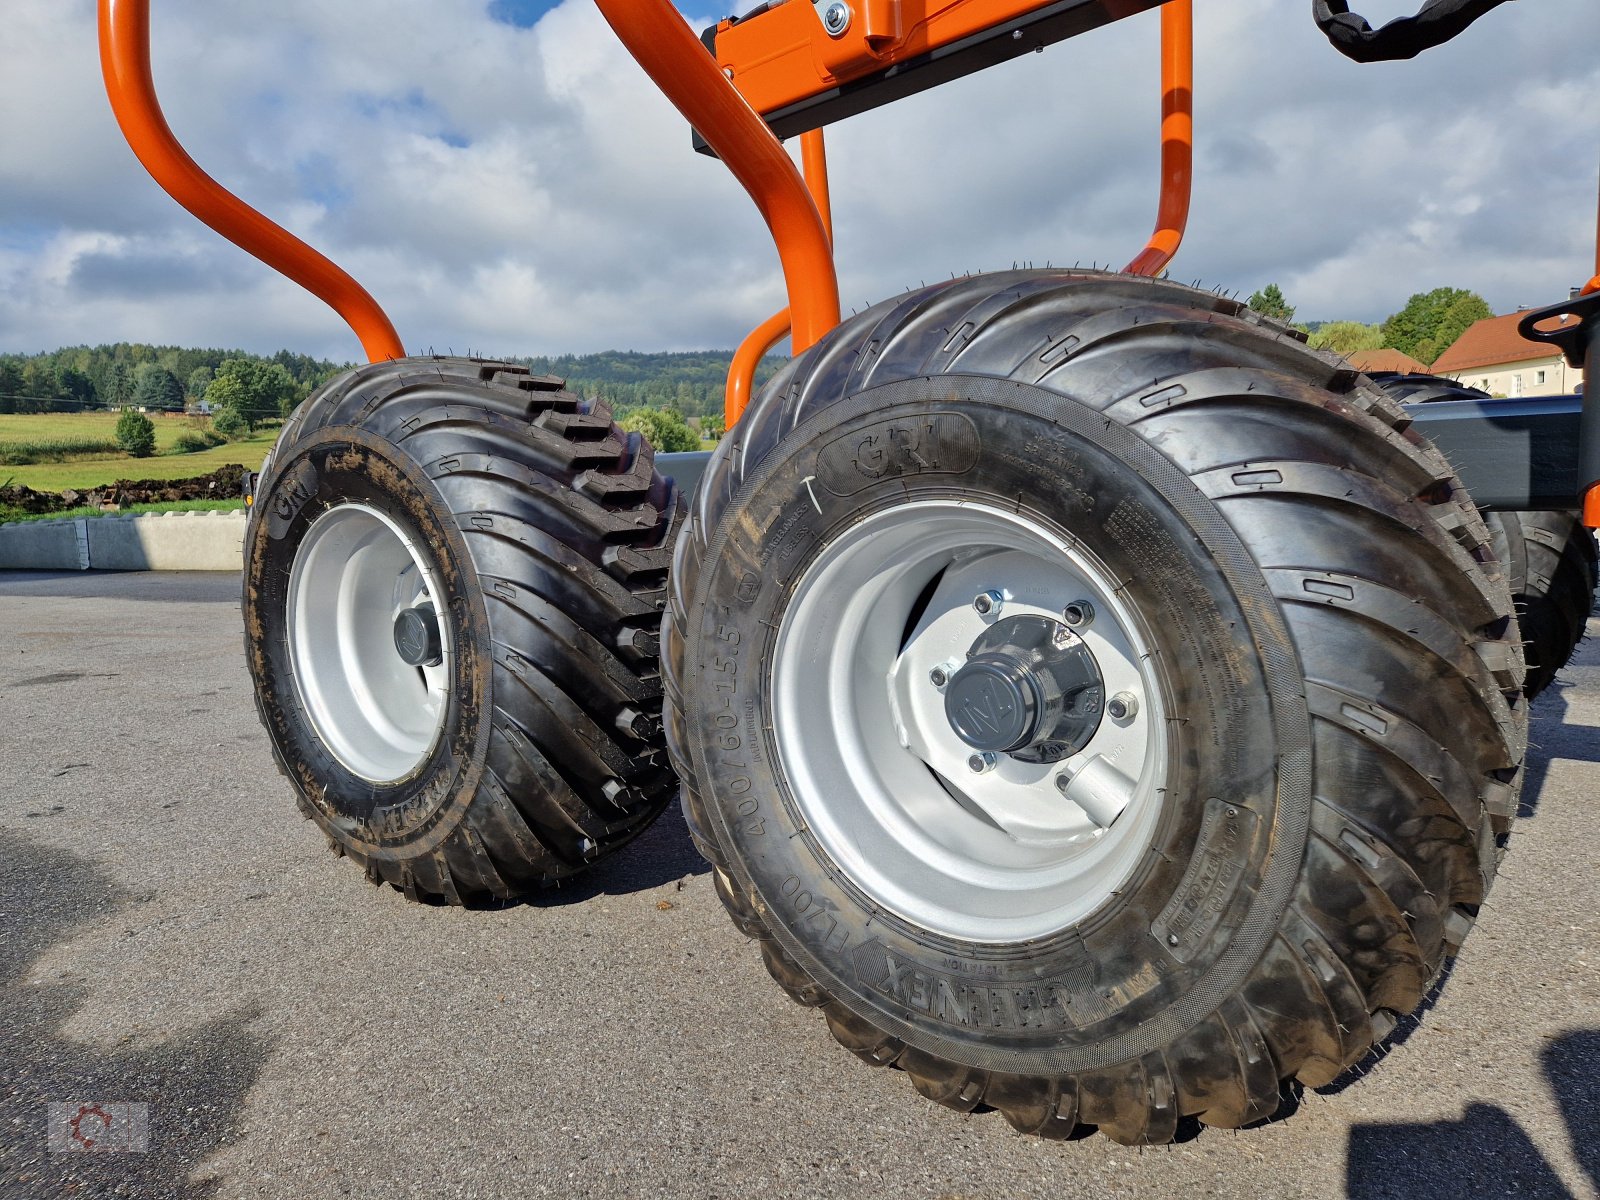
96,0,1597,528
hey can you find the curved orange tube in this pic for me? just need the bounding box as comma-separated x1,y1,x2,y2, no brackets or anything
595,0,839,358
1124,0,1193,278
727,308,794,428
98,0,404,363
726,131,836,426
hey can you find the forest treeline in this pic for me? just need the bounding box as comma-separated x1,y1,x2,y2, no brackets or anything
514,350,782,420
0,285,1489,420
0,343,343,415
0,344,778,422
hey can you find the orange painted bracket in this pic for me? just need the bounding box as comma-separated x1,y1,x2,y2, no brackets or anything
711,0,1164,136
726,131,835,427
597,0,839,363
1585,485,1600,530
98,0,404,363
1124,0,1193,277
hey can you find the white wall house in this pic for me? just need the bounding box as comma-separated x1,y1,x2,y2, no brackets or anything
1432,312,1584,397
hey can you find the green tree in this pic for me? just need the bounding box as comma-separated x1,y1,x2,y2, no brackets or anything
204,375,252,431
1307,321,1384,356
1381,287,1492,364
618,406,699,453
133,363,185,411
186,365,214,402
1247,283,1296,323
211,357,296,426
0,358,24,407
700,413,726,443
103,361,133,408
54,366,97,408
114,408,156,457
211,403,249,439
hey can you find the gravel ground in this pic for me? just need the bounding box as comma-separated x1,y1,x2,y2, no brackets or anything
1,569,1596,1200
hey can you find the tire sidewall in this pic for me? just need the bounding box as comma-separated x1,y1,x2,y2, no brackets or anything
681,376,1312,1076
244,424,492,859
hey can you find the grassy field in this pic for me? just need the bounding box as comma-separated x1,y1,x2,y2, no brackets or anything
0,411,211,455
0,412,276,492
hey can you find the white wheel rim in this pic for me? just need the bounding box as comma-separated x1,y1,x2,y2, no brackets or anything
286,503,452,784
770,501,1169,943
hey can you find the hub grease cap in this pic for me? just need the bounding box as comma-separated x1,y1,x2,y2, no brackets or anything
944,656,1041,752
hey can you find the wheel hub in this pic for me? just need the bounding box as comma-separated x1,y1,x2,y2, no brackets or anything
393,603,444,668
285,503,452,784
769,501,1169,942
943,614,1104,761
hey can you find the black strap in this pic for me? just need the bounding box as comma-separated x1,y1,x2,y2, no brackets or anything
1313,0,1513,62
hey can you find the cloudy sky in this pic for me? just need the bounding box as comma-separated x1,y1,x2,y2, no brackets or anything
1,0,1595,361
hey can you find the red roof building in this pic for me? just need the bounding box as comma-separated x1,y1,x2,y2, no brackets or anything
1346,348,1430,376
1431,312,1584,397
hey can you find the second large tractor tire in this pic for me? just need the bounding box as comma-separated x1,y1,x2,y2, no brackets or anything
1370,372,1598,697
244,357,682,903
664,271,1526,1143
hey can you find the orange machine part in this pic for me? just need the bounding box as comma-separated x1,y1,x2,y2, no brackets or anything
1585,486,1600,530
596,0,839,361
97,0,404,363
715,0,1117,120
727,131,836,426
1123,0,1193,277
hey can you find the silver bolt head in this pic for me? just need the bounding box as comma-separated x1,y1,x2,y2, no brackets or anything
1062,600,1095,628
929,663,953,687
821,1,850,35
1107,690,1140,721
973,589,1003,616
968,751,997,774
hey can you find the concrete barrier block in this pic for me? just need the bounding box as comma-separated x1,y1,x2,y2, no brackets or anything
0,518,86,570
85,510,247,571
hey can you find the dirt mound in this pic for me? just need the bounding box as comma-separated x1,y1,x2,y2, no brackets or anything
0,465,248,516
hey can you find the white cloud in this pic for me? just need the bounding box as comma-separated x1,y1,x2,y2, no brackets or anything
0,0,1594,360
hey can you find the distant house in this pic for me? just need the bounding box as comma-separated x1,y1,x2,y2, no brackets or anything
1346,348,1431,376
1431,312,1585,397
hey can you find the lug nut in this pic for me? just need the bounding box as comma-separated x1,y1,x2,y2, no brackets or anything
1108,691,1139,721
968,752,997,774
929,662,955,688
973,590,1004,616
821,1,851,35
1062,600,1095,628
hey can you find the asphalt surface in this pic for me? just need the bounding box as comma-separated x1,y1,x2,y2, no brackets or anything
1,569,1596,1200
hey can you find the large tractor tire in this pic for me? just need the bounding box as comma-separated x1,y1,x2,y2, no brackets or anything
664,271,1526,1143
244,357,682,903
1369,372,1598,697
